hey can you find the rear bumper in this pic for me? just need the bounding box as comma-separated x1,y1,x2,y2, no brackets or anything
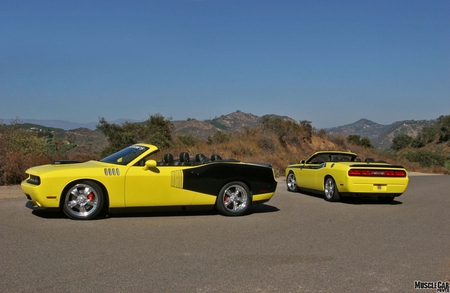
338,177,409,195
340,192,403,198
252,192,275,204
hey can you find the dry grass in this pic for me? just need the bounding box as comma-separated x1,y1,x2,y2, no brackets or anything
161,130,449,177
2,125,448,186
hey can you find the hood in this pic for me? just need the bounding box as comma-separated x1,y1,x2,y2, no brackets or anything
25,160,109,176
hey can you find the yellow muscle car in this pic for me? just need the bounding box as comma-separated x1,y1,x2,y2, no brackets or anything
22,144,277,220
285,151,408,203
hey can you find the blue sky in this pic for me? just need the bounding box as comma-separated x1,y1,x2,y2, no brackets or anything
1,0,449,129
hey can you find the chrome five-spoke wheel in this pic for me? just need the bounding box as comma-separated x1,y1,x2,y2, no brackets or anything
286,172,299,192
63,181,104,220
216,182,250,216
324,177,340,202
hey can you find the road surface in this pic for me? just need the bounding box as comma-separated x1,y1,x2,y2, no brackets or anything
1,174,449,292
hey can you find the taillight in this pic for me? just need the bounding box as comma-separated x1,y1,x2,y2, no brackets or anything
348,169,406,177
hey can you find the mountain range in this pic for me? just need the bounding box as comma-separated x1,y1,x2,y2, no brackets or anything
2,111,438,149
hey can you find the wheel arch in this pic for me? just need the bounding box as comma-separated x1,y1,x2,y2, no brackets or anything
286,170,299,192
287,168,301,182
60,179,110,211
214,179,253,205
323,174,340,192
323,174,332,186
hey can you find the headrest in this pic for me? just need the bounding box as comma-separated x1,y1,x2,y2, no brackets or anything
180,152,190,163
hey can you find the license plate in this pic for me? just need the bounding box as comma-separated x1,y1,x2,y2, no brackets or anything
373,184,386,191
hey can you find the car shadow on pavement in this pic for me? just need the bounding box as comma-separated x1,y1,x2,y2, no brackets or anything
340,197,403,205
31,210,66,219
298,191,403,206
30,204,280,220
109,204,279,219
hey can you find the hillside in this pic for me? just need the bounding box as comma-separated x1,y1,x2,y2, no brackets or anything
326,118,436,149
58,128,108,157
172,111,261,139
6,112,442,150
173,111,295,139
2,112,449,186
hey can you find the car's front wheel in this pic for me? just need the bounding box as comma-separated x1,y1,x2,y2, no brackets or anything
286,171,299,192
324,177,340,202
63,181,105,220
216,182,250,216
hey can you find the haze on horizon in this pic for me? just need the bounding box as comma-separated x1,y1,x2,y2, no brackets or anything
1,1,449,129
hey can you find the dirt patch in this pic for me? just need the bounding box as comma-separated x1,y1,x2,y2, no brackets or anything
408,172,440,176
0,185,24,199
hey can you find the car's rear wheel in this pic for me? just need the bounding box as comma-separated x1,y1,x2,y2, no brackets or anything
216,182,250,216
324,177,340,202
286,172,299,192
63,181,104,220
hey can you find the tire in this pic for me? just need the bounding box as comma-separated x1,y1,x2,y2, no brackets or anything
324,177,340,202
216,182,250,216
378,196,395,203
63,181,104,220
286,172,299,192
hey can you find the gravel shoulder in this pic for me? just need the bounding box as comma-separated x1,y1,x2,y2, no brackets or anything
0,185,23,199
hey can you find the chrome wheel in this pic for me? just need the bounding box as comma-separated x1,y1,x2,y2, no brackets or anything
63,181,104,220
324,177,340,202
286,172,298,192
217,182,250,216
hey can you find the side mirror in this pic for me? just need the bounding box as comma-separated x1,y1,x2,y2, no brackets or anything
300,160,306,164
143,160,157,170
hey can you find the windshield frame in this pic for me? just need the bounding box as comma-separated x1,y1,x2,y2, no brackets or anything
306,152,357,164
100,145,150,165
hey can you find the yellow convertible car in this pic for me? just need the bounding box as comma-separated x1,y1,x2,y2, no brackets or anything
285,151,409,203
21,144,277,220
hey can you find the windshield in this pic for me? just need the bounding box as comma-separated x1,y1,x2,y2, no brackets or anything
307,153,357,164
100,145,149,165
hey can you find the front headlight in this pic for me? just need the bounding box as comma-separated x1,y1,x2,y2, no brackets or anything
26,174,41,185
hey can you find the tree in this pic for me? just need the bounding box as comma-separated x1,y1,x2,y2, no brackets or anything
0,121,49,184
411,125,439,148
347,134,362,145
299,120,312,143
421,125,439,144
437,115,450,142
360,137,374,148
391,134,413,151
347,134,373,148
97,114,174,157
260,117,312,145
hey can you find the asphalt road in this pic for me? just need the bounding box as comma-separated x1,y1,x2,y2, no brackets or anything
1,175,449,293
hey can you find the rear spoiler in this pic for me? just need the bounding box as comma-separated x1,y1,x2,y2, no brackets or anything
350,164,405,168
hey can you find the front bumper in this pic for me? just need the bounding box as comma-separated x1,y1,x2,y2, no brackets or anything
21,181,61,208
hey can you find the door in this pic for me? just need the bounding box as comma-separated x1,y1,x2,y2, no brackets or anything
124,165,195,207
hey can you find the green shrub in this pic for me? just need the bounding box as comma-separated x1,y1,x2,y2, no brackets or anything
402,149,447,167
445,160,450,172
207,131,231,145
177,135,199,147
